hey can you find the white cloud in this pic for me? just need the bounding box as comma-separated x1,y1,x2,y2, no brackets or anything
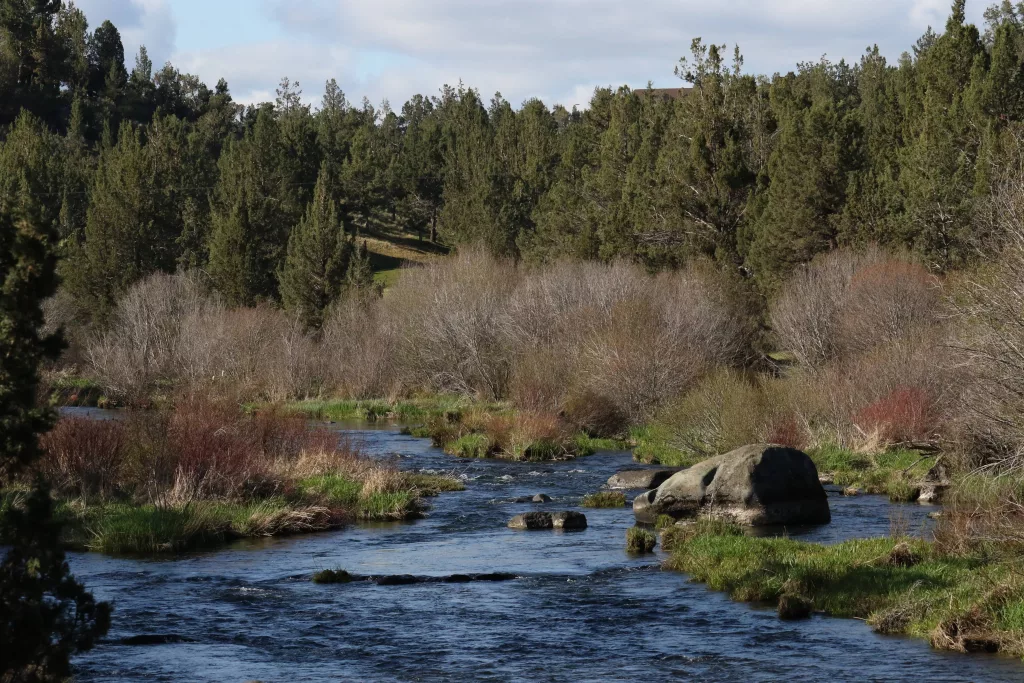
171,40,354,106
117,0,989,109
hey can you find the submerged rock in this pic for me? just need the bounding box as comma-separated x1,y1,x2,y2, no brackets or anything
551,511,587,530
508,512,554,530
606,469,679,490
633,444,830,526
532,493,552,503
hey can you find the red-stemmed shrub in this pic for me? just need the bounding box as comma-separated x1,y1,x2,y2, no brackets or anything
854,387,937,445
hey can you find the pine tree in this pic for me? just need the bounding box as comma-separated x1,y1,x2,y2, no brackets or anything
744,60,862,289
279,164,354,329
0,177,110,683
652,41,759,267
208,108,301,305
900,1,987,267
67,121,176,315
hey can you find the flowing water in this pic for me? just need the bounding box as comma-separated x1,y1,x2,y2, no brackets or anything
66,422,1024,682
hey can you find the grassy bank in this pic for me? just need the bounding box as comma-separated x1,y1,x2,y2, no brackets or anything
3,468,463,555
662,521,1024,657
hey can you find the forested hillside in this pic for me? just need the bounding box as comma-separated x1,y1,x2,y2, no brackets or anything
4,1,1024,330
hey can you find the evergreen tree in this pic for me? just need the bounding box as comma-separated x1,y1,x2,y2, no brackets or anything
279,164,355,329
900,0,987,267
652,42,760,267
744,60,862,288
208,108,300,304
0,174,110,683
68,122,177,315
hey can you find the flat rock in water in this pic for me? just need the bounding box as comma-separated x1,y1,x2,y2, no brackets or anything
606,469,680,490
551,511,587,530
532,493,552,503
634,444,830,527
508,512,554,530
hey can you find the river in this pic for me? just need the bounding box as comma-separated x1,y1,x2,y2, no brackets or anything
67,422,1024,682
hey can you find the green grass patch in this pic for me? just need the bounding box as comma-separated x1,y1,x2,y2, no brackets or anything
573,434,628,454
630,425,703,467
357,491,419,520
664,522,1024,657
296,475,363,506
61,500,311,554
446,433,495,459
581,491,627,508
626,527,657,553
283,396,501,423
404,473,465,495
808,444,936,499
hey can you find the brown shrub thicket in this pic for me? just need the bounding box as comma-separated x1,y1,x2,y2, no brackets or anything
76,251,750,428
761,247,954,451
771,247,943,367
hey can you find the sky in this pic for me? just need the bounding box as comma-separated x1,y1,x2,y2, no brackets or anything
71,0,991,109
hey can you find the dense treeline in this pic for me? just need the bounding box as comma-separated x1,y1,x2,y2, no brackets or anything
6,1,1024,331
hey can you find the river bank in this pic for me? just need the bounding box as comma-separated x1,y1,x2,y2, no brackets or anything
662,520,1024,657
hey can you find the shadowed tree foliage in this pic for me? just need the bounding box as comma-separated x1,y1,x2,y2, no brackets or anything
0,166,110,681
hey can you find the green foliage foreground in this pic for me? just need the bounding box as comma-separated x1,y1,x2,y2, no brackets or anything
663,522,1024,657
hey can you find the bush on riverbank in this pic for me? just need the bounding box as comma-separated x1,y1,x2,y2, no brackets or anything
664,521,1024,657
2,402,461,553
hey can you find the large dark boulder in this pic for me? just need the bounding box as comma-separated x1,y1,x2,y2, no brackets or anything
508,512,554,530
508,511,587,530
551,511,587,530
606,469,680,490
633,444,830,526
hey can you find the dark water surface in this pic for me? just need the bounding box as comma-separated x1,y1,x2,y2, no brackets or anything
68,424,1024,682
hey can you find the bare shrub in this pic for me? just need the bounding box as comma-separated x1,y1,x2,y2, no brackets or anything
320,293,399,399
953,216,1024,470
38,400,341,505
782,337,956,450
384,248,517,399
838,260,941,356
87,271,209,401
771,246,942,366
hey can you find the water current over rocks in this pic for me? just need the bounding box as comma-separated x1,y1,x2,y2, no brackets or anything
67,420,1024,682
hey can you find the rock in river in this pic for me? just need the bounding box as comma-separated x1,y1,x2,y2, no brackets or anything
551,511,587,530
633,444,830,526
508,511,587,530
508,512,554,530
606,469,679,490
532,493,552,503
